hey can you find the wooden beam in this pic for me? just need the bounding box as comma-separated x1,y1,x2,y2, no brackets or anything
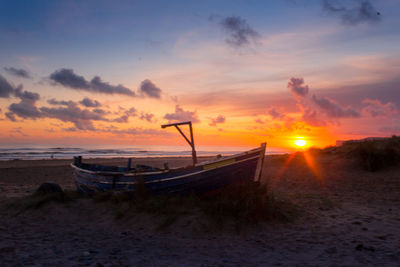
161,121,197,165
161,121,192,128
174,125,192,147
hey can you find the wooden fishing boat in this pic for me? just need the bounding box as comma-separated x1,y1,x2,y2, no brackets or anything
71,122,266,194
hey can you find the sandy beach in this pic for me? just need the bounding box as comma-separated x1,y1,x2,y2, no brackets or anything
1,153,400,266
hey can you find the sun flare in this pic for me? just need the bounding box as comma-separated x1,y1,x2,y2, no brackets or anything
294,139,307,147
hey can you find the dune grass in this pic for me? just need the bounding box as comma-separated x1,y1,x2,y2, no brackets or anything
310,136,400,172
351,136,400,172
5,190,77,213
89,181,297,230
5,180,296,229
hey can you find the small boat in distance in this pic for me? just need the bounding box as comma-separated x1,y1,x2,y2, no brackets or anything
71,122,266,194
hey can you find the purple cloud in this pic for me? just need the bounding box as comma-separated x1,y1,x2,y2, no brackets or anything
50,68,135,97
50,69,89,89
323,0,381,25
220,16,260,47
7,87,41,120
140,112,155,122
209,115,226,126
79,97,102,107
139,79,162,99
164,105,200,123
4,67,31,79
312,94,360,118
47,98,75,106
362,99,397,117
267,107,286,120
0,74,16,98
288,77,309,98
40,104,108,130
90,76,135,96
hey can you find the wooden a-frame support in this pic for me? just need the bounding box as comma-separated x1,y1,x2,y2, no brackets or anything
161,121,197,165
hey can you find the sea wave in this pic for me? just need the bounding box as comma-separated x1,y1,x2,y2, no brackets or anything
0,146,290,160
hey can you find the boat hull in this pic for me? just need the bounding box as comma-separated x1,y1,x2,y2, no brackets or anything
72,144,266,194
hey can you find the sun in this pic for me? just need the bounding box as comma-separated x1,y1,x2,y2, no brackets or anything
294,139,307,147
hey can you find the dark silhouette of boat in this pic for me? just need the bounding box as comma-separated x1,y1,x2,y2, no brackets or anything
71,122,266,194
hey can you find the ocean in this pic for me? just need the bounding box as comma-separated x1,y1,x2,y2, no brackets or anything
0,145,291,161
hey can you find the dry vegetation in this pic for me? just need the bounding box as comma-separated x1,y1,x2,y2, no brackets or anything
6,181,297,231
310,135,400,171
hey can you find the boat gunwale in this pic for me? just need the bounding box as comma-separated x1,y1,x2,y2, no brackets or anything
71,144,266,177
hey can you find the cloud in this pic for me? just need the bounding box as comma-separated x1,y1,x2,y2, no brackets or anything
9,127,27,136
92,108,109,115
112,115,129,123
49,97,101,109
5,112,16,121
380,125,400,134
49,68,135,96
50,68,89,89
112,107,137,123
362,99,397,117
138,79,162,99
286,77,327,126
7,87,41,120
5,88,143,130
312,94,360,118
43,98,138,127
267,107,286,120
140,112,155,122
40,104,108,130
255,118,265,124
301,107,326,127
220,16,260,47
4,67,31,79
47,98,75,106
90,76,135,96
270,77,362,128
13,87,40,101
322,0,381,25
79,97,101,107
164,105,200,123
209,115,226,126
287,77,309,98
0,74,17,98
100,127,169,137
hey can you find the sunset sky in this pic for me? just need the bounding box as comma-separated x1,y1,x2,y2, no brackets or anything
0,0,399,150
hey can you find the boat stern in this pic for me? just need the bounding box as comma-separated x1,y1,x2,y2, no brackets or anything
253,143,266,182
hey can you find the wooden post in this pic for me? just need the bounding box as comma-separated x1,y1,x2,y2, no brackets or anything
161,121,198,165
188,122,197,165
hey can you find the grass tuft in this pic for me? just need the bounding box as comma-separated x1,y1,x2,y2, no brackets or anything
200,182,296,227
88,181,297,229
341,136,400,171
6,190,77,213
